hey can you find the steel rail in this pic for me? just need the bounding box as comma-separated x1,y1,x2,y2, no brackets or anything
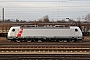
0,45,89,48
0,54,89,60
0,48,89,52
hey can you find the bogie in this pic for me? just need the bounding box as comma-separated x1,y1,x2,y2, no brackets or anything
8,38,82,42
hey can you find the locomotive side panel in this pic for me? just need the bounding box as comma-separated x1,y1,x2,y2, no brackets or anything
22,28,72,38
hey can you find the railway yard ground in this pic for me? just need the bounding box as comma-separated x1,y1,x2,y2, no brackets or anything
0,36,90,60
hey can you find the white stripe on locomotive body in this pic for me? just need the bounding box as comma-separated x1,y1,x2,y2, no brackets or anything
7,26,83,40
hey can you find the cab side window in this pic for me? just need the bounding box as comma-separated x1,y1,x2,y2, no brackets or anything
12,29,15,32
75,29,78,32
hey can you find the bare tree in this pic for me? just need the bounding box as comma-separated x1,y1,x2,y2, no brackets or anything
5,19,12,23
16,19,19,23
43,15,49,23
85,13,90,22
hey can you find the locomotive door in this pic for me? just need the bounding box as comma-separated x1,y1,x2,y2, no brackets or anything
70,29,75,37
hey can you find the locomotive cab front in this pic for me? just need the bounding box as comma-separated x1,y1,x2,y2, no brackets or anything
7,26,20,40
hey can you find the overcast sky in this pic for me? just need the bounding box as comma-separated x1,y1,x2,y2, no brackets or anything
0,0,90,21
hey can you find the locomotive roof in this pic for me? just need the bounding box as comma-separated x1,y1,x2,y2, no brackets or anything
11,26,79,29
20,26,71,29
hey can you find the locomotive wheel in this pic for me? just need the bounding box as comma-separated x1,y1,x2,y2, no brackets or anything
38,40,42,42
33,39,35,42
59,40,63,42
26,39,31,42
8,40,11,42
78,39,82,42
27,40,32,42
16,40,20,42
70,39,74,42
63,40,67,42
54,39,57,42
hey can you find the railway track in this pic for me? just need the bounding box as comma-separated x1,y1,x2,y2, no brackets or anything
0,41,89,54
0,44,89,54
0,49,89,54
0,38,89,60
0,43,89,48
0,42,89,49
0,54,89,60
